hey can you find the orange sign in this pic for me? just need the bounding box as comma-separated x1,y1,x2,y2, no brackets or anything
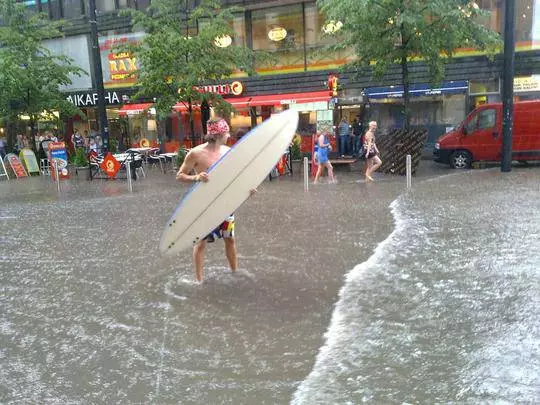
6,154,28,178
100,153,121,178
328,74,339,96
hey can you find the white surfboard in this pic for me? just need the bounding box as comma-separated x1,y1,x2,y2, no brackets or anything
160,109,299,255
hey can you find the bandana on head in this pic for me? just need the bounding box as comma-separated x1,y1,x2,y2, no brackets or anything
207,119,230,136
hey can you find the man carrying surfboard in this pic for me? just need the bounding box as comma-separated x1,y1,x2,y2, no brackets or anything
176,118,251,282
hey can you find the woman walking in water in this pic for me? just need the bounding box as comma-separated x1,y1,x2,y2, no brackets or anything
313,131,335,184
363,121,382,181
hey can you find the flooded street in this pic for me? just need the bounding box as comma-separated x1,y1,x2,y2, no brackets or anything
1,164,539,404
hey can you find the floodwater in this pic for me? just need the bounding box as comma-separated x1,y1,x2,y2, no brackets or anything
1,164,538,404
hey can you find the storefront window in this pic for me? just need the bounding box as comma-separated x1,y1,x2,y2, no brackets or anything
62,0,83,19
135,0,150,10
368,93,466,149
19,0,39,13
95,0,116,12
477,0,540,51
199,14,245,47
304,3,354,71
46,0,62,19
252,5,305,73
515,0,539,48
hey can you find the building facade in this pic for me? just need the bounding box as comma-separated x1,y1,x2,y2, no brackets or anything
19,0,540,151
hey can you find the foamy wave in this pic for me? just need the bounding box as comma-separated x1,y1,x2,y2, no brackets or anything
291,196,411,404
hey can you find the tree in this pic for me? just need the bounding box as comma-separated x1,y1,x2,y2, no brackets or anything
121,0,260,146
318,0,502,128
0,0,85,152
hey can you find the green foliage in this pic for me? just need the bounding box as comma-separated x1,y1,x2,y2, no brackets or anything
176,147,188,168
0,0,86,147
119,0,262,122
318,0,502,127
108,137,119,153
290,138,302,160
73,147,88,168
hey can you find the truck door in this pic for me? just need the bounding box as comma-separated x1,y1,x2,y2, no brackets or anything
467,107,500,161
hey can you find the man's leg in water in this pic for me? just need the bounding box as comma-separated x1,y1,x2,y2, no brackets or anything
193,240,207,282
224,237,237,273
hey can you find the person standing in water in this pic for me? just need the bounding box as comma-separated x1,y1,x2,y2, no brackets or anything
176,117,255,282
363,121,382,181
313,131,335,184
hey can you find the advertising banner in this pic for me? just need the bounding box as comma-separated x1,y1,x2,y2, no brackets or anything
0,156,9,180
48,142,70,180
100,153,121,179
19,148,40,174
5,153,28,178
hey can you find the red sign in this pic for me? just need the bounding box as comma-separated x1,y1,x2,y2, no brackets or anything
100,153,121,178
6,154,28,178
195,80,244,96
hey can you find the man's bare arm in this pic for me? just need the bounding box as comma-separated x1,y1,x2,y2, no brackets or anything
176,151,206,183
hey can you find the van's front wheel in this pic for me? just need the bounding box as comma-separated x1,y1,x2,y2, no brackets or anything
450,150,472,169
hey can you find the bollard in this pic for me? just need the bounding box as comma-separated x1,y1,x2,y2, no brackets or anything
126,161,133,193
303,157,309,192
406,154,412,190
54,160,60,192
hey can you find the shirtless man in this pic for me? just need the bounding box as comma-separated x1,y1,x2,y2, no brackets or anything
176,118,248,282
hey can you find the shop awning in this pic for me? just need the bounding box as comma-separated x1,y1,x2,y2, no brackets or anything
365,81,468,99
227,91,331,108
173,103,201,112
118,103,154,116
172,91,330,111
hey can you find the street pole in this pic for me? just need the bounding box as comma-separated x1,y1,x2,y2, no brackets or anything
501,0,515,172
88,0,109,156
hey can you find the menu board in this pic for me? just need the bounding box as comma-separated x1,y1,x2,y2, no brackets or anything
48,142,70,180
5,153,28,178
0,157,9,180
19,148,40,174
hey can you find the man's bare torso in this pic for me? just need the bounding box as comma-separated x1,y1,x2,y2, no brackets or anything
191,143,230,173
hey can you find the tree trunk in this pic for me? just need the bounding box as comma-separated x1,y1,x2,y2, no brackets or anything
401,53,411,130
29,118,38,153
6,121,16,152
188,98,195,147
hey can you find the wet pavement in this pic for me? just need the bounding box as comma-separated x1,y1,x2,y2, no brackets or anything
1,162,538,404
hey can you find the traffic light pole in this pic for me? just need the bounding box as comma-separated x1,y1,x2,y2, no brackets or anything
501,0,515,172
88,0,109,157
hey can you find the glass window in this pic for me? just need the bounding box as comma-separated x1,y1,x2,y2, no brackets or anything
304,3,354,71
251,5,305,73
466,114,478,134
18,0,38,13
46,0,62,19
469,78,500,95
477,108,496,129
95,0,116,12
134,0,150,10
199,13,245,47
62,0,83,19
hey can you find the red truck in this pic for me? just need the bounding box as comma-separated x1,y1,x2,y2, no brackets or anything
434,100,540,168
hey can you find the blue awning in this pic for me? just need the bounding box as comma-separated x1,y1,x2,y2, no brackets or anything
365,81,468,99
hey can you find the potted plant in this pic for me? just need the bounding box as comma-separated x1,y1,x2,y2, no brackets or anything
176,147,188,169
73,148,89,175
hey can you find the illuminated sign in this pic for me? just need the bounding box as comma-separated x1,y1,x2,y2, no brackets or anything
108,52,138,81
196,81,244,96
66,90,131,107
268,27,287,42
514,76,540,92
